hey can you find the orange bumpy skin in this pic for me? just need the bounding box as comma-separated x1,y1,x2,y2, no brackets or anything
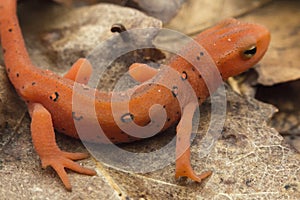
0,0,270,191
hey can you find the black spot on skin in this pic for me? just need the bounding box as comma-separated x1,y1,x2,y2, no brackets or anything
72,112,83,121
16,73,19,77
49,92,59,102
181,71,188,81
197,52,205,60
121,113,134,123
176,111,180,115
7,68,10,73
22,86,24,89
171,86,179,97
199,74,202,79
32,82,36,86
192,67,195,71
163,105,166,108
167,118,171,122
220,72,223,77
198,97,201,101
8,28,12,32
3,49,6,54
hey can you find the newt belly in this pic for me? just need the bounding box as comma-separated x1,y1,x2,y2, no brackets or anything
0,0,270,191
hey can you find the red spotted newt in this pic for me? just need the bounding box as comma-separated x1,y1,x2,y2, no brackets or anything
0,0,270,191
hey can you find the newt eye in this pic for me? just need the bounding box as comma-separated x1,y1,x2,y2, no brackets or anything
242,45,257,59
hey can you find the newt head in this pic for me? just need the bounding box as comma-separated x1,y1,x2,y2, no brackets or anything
198,18,271,80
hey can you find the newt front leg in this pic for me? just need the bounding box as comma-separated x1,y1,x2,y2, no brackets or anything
175,102,212,182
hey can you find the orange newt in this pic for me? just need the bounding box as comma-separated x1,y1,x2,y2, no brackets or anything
0,0,270,191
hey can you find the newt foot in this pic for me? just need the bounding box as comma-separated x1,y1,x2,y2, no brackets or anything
41,151,96,191
175,164,212,182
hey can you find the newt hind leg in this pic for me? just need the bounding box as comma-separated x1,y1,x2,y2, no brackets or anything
63,58,92,84
29,103,96,191
175,102,212,182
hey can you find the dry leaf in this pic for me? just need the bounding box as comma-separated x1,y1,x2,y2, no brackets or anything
256,80,300,152
53,0,97,6
241,0,300,86
132,0,186,23
165,0,273,35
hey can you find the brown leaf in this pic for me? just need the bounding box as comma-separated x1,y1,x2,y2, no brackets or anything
165,0,273,35
241,0,300,86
